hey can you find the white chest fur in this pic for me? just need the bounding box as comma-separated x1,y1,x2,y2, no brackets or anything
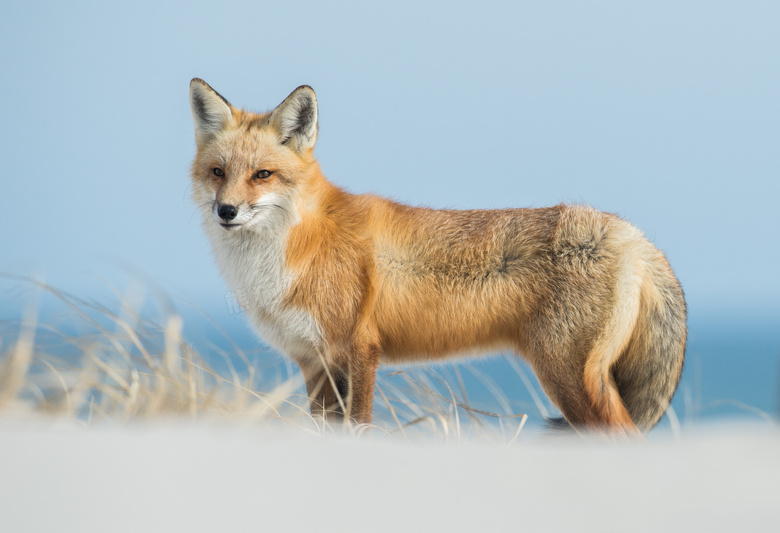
206,222,324,364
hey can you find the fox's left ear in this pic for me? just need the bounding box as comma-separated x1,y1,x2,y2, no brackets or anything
190,78,233,147
270,86,318,152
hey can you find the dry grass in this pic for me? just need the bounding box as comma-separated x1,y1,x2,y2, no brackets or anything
0,280,532,443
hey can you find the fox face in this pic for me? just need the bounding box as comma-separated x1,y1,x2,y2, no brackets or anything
189,79,319,233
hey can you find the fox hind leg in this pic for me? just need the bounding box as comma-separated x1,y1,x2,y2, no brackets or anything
528,349,639,437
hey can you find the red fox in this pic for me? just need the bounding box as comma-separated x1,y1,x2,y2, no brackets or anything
189,79,686,435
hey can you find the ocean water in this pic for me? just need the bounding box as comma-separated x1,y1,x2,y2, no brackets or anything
1,293,777,432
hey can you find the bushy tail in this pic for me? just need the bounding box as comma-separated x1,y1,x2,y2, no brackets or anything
612,255,687,432
579,234,687,434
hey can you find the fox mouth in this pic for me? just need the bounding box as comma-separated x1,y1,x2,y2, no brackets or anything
213,204,268,230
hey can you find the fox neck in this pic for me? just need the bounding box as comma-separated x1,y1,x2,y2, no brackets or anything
291,163,340,223
207,214,292,309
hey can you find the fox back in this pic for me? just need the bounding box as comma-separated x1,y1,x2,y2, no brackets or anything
189,79,687,435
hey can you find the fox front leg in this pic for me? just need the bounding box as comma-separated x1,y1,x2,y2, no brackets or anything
300,351,378,426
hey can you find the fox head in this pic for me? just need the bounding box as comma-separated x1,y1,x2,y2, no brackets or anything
189,78,319,233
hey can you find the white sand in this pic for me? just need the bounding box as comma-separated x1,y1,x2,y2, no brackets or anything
0,422,777,532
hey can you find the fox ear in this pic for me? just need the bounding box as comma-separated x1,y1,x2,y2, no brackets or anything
270,85,318,152
189,78,233,146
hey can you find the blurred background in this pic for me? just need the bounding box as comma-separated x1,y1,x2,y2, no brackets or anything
1,0,778,428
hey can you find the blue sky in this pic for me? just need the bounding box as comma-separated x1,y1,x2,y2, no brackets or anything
1,1,779,332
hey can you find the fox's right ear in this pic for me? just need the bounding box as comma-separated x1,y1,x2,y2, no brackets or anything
189,78,233,146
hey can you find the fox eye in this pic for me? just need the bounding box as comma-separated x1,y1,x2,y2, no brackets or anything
212,168,225,177
254,170,273,180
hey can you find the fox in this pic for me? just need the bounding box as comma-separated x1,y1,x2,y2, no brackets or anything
188,78,686,435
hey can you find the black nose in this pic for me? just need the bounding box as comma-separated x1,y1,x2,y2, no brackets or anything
218,204,238,221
